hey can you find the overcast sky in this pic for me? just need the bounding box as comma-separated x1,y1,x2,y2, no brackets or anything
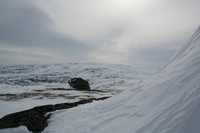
0,0,199,70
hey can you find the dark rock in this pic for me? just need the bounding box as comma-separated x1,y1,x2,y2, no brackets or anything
0,109,49,132
23,111,50,132
68,78,91,90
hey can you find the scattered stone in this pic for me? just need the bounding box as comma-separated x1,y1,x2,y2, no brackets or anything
68,78,91,90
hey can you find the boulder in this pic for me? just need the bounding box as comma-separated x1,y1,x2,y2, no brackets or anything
68,78,90,90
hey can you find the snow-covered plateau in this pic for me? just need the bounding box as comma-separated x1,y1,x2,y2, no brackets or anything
1,26,200,133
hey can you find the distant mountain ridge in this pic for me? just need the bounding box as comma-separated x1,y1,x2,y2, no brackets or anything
0,63,149,90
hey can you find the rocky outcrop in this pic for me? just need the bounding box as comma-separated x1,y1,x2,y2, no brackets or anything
68,78,91,90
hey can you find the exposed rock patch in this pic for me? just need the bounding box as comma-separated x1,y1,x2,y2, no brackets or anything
68,78,91,90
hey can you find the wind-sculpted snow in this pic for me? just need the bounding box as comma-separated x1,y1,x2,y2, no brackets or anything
138,26,200,133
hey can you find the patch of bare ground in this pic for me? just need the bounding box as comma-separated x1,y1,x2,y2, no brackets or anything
0,93,78,101
0,88,122,101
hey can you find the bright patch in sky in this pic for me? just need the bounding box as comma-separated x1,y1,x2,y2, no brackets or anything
110,0,147,11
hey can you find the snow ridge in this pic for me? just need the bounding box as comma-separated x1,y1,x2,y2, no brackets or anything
170,26,200,62
139,26,200,133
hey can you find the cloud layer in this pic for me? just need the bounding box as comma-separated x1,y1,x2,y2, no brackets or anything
0,0,90,64
0,0,199,70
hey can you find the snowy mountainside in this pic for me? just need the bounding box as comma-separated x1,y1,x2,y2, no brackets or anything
39,27,200,133
139,26,200,133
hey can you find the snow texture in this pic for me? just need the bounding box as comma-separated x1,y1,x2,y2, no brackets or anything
1,26,200,133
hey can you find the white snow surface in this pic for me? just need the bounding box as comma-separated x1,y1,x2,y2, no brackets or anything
1,26,200,133
0,63,150,133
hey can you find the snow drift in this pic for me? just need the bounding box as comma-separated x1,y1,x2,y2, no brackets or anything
43,26,200,133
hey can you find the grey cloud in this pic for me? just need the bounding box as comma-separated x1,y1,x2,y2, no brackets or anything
0,0,90,58
126,46,178,71
0,50,54,65
0,0,52,45
0,0,199,70
135,47,176,63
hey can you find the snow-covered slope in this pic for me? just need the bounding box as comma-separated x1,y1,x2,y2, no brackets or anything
42,27,200,133
140,26,200,133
